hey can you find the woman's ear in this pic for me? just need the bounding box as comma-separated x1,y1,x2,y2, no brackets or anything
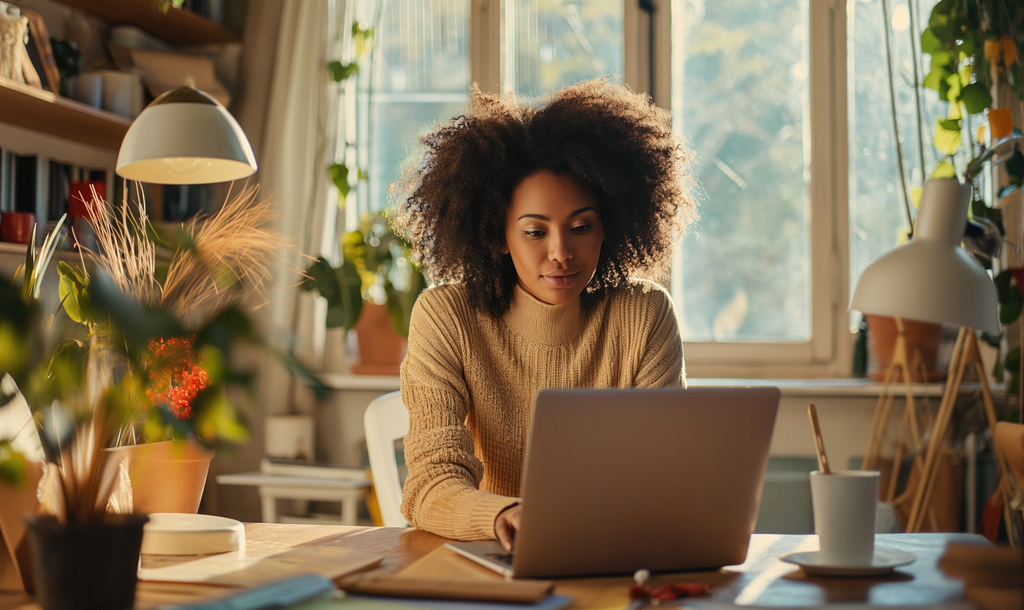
500,241,509,254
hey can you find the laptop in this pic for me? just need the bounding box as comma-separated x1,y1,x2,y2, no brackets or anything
446,387,780,578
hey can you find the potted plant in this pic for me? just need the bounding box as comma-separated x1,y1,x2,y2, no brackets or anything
0,192,324,608
302,212,427,375
870,0,1024,383
916,0,1024,394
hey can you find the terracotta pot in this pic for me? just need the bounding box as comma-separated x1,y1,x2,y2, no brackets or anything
352,302,408,375
106,440,214,514
865,314,945,382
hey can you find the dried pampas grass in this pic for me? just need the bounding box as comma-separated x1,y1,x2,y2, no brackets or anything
161,185,288,323
80,182,294,329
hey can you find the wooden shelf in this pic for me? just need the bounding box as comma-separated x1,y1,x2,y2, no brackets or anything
53,0,237,46
0,77,131,151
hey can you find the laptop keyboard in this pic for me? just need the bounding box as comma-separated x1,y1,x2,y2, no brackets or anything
484,552,514,565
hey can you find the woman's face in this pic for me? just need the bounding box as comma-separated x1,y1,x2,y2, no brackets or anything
503,171,604,305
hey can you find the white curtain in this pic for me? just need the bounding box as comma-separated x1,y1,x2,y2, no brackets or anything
202,0,343,520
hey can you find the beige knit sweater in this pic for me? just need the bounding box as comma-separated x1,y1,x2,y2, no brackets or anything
399,280,684,540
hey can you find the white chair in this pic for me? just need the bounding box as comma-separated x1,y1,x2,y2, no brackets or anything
363,391,410,527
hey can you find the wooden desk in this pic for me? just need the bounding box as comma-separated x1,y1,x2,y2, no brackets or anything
0,525,984,609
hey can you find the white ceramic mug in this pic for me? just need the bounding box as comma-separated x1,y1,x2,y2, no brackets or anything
68,73,103,108
97,70,143,118
810,470,879,566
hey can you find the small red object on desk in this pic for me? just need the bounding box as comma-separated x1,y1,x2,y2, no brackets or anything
629,568,711,606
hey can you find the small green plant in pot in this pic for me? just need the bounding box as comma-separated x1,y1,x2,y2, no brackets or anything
302,212,427,374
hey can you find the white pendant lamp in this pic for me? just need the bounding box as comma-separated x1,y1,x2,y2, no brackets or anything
850,177,999,334
116,87,257,185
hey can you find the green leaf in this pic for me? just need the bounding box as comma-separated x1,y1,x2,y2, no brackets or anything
301,257,363,331
352,22,375,57
1004,148,1024,178
944,72,963,102
328,60,359,82
931,159,957,178
58,262,90,324
88,273,183,348
193,390,249,446
923,64,948,91
19,224,38,303
958,64,972,88
960,83,992,114
958,32,977,57
0,440,27,488
1001,295,1023,325
330,163,351,202
996,270,1014,302
920,28,943,54
934,118,962,155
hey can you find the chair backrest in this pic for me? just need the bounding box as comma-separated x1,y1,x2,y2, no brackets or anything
364,391,410,527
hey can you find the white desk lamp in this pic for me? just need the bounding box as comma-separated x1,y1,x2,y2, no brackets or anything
116,87,257,185
851,177,1007,533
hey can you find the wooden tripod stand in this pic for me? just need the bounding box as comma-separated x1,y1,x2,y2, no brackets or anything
904,327,1012,533
861,317,939,529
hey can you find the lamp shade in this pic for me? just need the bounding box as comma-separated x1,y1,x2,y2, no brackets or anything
850,178,999,335
116,88,257,185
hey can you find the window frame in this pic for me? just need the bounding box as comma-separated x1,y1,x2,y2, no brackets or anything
357,0,855,378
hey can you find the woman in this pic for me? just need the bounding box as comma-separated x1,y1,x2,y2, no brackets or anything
390,79,697,549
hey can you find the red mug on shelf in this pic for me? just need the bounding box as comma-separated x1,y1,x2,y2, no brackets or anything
0,212,37,245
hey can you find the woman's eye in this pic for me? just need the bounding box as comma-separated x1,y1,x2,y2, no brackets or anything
524,230,546,238
571,223,592,232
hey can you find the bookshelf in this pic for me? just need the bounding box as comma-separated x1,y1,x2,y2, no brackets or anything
0,77,131,151
51,0,238,45
0,0,243,248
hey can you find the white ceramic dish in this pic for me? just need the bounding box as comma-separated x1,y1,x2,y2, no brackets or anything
779,548,916,577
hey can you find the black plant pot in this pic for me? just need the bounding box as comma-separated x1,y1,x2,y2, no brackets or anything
24,514,149,610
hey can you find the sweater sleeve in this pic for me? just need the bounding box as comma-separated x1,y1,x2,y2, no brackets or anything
632,285,686,388
399,288,520,540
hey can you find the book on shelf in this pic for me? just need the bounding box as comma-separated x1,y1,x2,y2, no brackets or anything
259,457,370,482
0,149,11,213
48,161,71,220
13,154,37,215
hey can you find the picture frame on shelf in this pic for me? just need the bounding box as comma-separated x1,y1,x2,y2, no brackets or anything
21,9,59,94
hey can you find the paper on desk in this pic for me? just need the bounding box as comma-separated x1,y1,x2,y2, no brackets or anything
138,545,383,586
684,602,975,610
288,593,573,610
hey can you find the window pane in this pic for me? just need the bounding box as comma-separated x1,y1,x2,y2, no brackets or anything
671,0,811,342
503,0,623,97
847,0,946,328
356,0,470,213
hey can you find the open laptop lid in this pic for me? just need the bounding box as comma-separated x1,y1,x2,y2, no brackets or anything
511,387,780,578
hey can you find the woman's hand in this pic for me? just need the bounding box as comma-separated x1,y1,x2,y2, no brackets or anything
494,504,522,552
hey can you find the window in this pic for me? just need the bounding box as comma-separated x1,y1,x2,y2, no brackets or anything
847,0,947,328
338,0,920,377
670,0,812,344
351,0,471,219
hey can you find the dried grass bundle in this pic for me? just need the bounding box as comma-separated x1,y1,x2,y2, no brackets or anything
84,184,160,307
161,185,285,323
79,183,292,329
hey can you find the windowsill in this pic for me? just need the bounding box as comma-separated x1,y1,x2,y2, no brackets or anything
319,373,1001,397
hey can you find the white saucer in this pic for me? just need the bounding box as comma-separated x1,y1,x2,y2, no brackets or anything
779,548,916,577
